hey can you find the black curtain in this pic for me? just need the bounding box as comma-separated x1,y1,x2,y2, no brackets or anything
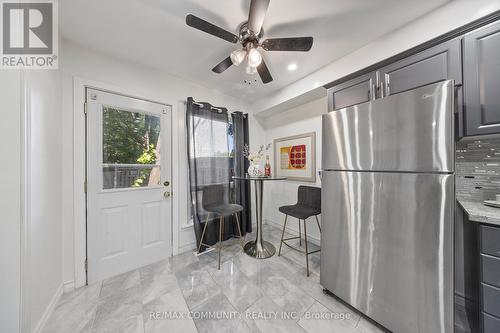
232,112,252,233
186,98,251,251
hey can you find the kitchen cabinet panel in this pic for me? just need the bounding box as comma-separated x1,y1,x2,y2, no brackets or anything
480,225,500,258
464,21,500,136
378,39,462,96
328,72,377,111
481,254,500,289
379,39,463,137
482,283,500,319
482,312,500,333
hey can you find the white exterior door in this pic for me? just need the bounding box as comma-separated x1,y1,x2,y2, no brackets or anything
86,88,172,283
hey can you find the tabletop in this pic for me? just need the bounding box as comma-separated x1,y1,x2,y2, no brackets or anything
233,175,287,181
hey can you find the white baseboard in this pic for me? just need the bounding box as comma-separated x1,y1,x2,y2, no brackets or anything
178,241,196,254
32,284,63,333
264,219,321,247
63,280,75,293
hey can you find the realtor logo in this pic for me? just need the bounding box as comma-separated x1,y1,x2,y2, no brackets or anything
1,0,58,69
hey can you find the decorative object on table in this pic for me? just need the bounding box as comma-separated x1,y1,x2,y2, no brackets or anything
264,155,271,177
273,132,316,182
243,143,271,177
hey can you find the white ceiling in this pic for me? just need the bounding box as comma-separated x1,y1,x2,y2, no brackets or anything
61,0,451,103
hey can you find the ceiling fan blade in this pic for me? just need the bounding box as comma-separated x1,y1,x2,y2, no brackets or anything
186,14,238,44
257,58,273,84
212,56,233,73
261,37,313,51
248,0,270,34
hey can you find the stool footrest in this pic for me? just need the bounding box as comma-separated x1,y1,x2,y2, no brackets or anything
281,240,320,256
283,236,300,241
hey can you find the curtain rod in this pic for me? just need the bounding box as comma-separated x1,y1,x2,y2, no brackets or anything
191,100,224,113
186,99,247,117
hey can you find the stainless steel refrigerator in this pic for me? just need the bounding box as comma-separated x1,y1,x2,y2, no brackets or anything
320,80,455,333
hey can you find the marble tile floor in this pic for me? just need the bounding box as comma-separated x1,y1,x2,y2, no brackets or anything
44,224,385,333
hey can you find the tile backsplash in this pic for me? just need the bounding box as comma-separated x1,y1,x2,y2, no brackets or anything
456,137,500,202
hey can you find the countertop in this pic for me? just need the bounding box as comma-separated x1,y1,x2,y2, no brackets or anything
457,199,500,227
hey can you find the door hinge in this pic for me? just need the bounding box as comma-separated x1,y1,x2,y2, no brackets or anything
84,179,87,193
84,258,88,272
84,102,88,115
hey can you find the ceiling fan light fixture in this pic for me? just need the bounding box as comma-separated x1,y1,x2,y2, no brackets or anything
247,48,262,67
230,49,246,66
246,64,257,75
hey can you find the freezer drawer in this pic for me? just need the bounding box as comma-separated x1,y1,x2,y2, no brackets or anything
320,171,454,333
322,80,454,173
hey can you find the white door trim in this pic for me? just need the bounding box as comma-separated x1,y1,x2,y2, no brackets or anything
72,77,178,288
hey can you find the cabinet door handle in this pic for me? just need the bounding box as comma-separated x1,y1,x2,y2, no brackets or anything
380,81,385,98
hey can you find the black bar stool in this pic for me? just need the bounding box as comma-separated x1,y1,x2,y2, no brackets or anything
278,185,321,276
197,184,244,269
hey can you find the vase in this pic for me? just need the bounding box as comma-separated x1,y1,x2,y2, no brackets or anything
247,161,262,177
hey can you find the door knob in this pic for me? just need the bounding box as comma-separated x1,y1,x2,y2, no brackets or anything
164,191,171,198
163,181,170,186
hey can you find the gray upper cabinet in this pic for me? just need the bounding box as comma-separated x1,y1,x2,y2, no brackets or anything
378,39,462,97
328,72,377,111
464,21,500,136
326,17,500,137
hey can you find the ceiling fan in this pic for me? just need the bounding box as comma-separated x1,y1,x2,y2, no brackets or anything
185,0,313,84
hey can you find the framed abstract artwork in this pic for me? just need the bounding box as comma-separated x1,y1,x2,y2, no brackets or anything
273,132,316,182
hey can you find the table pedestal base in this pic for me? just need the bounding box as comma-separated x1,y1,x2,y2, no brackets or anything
233,176,286,260
244,240,276,259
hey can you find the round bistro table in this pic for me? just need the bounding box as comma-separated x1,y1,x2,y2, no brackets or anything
233,175,287,259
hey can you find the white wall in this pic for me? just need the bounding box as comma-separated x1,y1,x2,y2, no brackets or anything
259,97,327,244
26,70,63,332
0,69,62,333
253,0,500,115
60,39,255,287
0,71,22,333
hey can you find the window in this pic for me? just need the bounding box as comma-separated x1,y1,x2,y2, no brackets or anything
187,115,235,221
102,106,161,189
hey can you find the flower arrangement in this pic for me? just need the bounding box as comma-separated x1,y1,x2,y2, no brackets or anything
243,143,271,162
243,143,271,176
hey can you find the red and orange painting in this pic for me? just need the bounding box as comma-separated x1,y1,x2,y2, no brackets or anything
280,145,307,169
274,132,316,182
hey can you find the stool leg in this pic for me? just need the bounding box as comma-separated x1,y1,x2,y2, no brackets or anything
298,219,302,246
234,213,244,248
197,213,210,254
304,218,310,277
278,215,288,256
315,215,321,233
218,216,223,270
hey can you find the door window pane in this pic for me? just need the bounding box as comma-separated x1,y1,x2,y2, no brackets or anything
102,106,161,189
